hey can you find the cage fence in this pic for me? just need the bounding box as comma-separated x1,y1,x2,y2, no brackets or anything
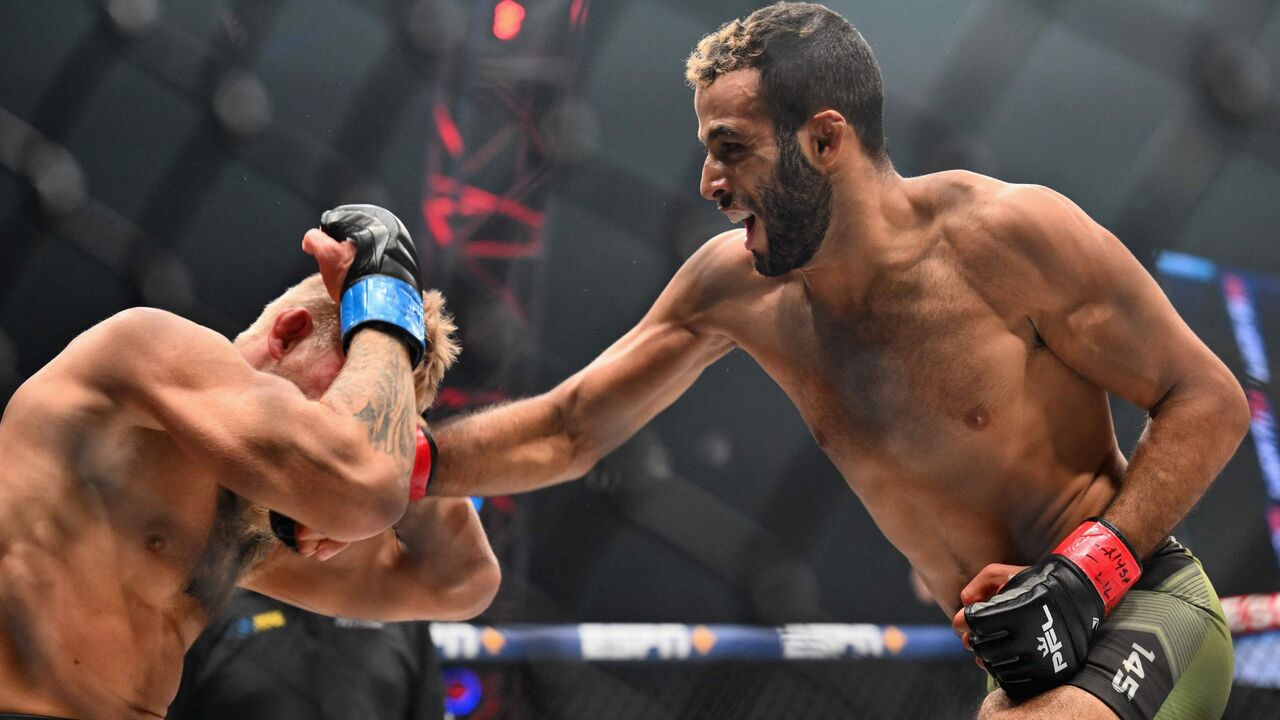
432,593,1280,719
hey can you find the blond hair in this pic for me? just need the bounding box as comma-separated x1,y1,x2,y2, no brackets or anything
236,274,459,412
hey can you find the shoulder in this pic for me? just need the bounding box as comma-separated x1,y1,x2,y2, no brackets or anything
673,229,771,302
1,308,200,435
91,306,212,342
963,180,1104,261
88,307,230,358
20,307,198,383
678,228,753,278
941,178,1119,293
54,307,238,398
658,229,772,331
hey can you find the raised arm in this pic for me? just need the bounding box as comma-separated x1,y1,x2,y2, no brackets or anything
991,185,1251,557
90,206,429,542
430,232,744,496
84,307,416,542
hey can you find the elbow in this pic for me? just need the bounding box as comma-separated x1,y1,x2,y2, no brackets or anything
316,491,406,543
457,559,503,620
432,556,502,621
363,477,411,538
327,415,412,538
345,462,410,540
1172,368,1251,456
553,383,602,481
1216,372,1252,447
563,434,603,481
323,432,411,541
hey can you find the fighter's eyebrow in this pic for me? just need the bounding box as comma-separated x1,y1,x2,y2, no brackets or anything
698,124,741,147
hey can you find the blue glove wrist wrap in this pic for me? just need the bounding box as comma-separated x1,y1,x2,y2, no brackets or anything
340,275,426,367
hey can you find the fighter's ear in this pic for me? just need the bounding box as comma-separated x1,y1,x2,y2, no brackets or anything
804,109,847,169
267,308,314,360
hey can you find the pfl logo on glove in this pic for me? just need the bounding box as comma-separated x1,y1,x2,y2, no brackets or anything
1035,605,1067,673
963,518,1143,700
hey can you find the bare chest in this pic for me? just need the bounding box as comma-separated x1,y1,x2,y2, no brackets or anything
738,266,1036,463
77,428,272,621
0,427,273,714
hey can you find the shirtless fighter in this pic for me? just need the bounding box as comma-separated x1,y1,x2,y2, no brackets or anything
427,4,1249,718
0,206,499,718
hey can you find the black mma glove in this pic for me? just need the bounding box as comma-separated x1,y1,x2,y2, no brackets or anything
321,204,427,369
964,518,1142,700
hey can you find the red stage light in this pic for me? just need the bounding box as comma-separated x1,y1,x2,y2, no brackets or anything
493,0,525,41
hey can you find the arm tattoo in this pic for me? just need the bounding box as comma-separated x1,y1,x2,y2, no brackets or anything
353,364,417,467
326,334,417,473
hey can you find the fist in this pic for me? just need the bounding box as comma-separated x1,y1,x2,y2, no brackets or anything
319,204,422,294
963,559,1101,699
957,519,1141,700
317,204,426,368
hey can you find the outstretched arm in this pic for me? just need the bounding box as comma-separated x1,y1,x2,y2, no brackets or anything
994,186,1250,556
430,233,743,497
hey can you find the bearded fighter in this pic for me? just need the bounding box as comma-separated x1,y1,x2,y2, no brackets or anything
426,4,1248,718
0,206,499,719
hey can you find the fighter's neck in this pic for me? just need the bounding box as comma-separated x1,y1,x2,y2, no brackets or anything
793,168,932,312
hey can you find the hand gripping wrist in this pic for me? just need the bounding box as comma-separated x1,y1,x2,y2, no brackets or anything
269,426,438,552
1051,517,1142,614
321,204,426,368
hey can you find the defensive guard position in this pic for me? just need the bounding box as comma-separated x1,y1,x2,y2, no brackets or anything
0,206,499,719
429,4,1247,718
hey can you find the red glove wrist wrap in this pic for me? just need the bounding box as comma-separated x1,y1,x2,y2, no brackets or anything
1052,517,1142,614
410,426,436,502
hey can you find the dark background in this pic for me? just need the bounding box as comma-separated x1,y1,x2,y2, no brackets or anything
2,0,1279,632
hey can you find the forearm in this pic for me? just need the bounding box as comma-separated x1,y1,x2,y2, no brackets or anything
430,389,585,496
389,498,501,620
321,330,418,475
429,307,729,497
273,330,417,539
1103,375,1250,557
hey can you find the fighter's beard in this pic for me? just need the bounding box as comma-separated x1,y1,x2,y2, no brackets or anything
750,132,833,277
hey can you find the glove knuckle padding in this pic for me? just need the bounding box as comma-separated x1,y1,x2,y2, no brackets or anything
965,560,1100,699
964,520,1141,700
321,204,422,292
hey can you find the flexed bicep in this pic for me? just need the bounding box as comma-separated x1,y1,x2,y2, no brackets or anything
1006,188,1232,412
986,185,1248,556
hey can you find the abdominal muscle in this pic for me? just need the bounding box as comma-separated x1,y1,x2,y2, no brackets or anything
828,418,1126,617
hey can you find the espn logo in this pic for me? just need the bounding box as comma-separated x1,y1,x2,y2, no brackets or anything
1036,605,1068,673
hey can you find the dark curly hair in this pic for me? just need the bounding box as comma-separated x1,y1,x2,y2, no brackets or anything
686,2,888,163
